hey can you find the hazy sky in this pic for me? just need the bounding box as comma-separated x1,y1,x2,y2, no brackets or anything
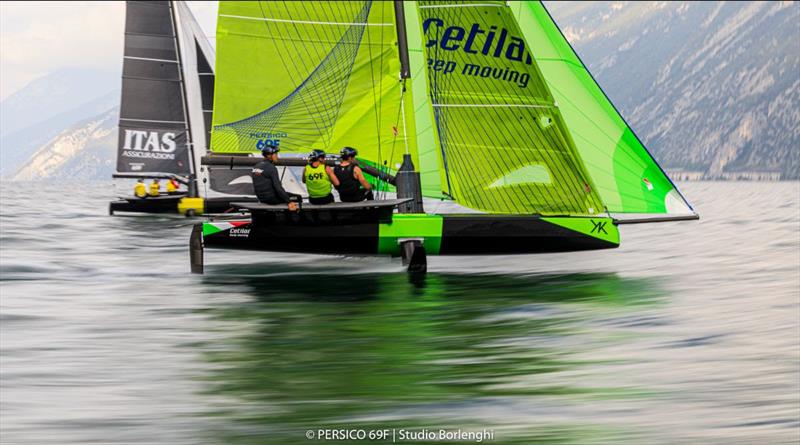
0,1,218,101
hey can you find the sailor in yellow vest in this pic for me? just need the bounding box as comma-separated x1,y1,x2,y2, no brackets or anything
302,149,339,204
134,179,147,198
148,179,161,197
166,178,179,193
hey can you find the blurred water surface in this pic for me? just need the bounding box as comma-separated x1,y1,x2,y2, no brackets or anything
0,181,798,444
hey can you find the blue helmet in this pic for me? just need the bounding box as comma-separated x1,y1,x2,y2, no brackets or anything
340,146,357,159
308,149,326,162
261,143,280,156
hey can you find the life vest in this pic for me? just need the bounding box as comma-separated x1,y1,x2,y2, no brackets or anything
149,181,160,197
134,182,147,198
166,180,178,192
334,163,359,198
251,160,291,204
304,163,332,198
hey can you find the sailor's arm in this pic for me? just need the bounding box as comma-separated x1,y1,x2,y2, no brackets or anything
268,165,292,203
353,166,371,190
326,166,340,186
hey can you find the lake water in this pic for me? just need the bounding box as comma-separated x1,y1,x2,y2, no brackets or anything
1,181,798,444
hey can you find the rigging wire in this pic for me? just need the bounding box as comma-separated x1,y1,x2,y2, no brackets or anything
386,79,405,176
383,79,405,201
364,2,384,199
377,3,386,199
400,81,409,157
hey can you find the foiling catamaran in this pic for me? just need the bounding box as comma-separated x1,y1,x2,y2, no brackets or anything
190,0,698,274
110,1,261,216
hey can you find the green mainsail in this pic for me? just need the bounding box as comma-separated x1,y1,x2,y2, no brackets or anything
511,1,693,214
404,0,445,199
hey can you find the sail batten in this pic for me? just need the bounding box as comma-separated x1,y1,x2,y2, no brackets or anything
431,103,555,108
123,56,180,64
219,13,393,27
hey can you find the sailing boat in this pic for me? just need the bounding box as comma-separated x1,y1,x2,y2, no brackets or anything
110,1,260,216
190,0,698,273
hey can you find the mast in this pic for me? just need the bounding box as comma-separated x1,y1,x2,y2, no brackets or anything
393,0,423,214
394,1,411,79
393,0,426,274
169,0,198,197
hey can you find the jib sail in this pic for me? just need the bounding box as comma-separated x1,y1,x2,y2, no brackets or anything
512,1,694,215
413,0,605,215
117,1,192,175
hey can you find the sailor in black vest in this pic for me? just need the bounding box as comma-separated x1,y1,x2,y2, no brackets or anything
251,144,300,210
333,147,374,202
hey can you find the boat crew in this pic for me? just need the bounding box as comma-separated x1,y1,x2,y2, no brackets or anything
148,179,161,197
134,179,147,198
302,149,339,205
333,147,373,202
166,178,179,193
252,144,300,210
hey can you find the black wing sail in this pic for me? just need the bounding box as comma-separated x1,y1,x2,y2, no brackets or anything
117,1,191,175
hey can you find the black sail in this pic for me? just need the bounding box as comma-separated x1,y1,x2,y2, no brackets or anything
117,1,191,175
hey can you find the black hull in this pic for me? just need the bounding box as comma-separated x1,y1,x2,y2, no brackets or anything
109,195,185,215
192,203,620,273
440,215,617,254
109,195,258,216
200,213,619,257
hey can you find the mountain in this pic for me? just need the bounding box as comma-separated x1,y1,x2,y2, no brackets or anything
12,107,118,181
546,1,800,179
0,68,117,135
7,3,798,181
0,68,118,177
0,89,118,178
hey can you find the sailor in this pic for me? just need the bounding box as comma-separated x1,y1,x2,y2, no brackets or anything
333,147,373,202
252,144,300,210
302,149,339,205
134,179,147,198
148,179,161,197
166,178,179,193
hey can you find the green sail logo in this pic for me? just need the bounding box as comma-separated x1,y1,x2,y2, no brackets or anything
250,131,287,150
423,17,532,88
